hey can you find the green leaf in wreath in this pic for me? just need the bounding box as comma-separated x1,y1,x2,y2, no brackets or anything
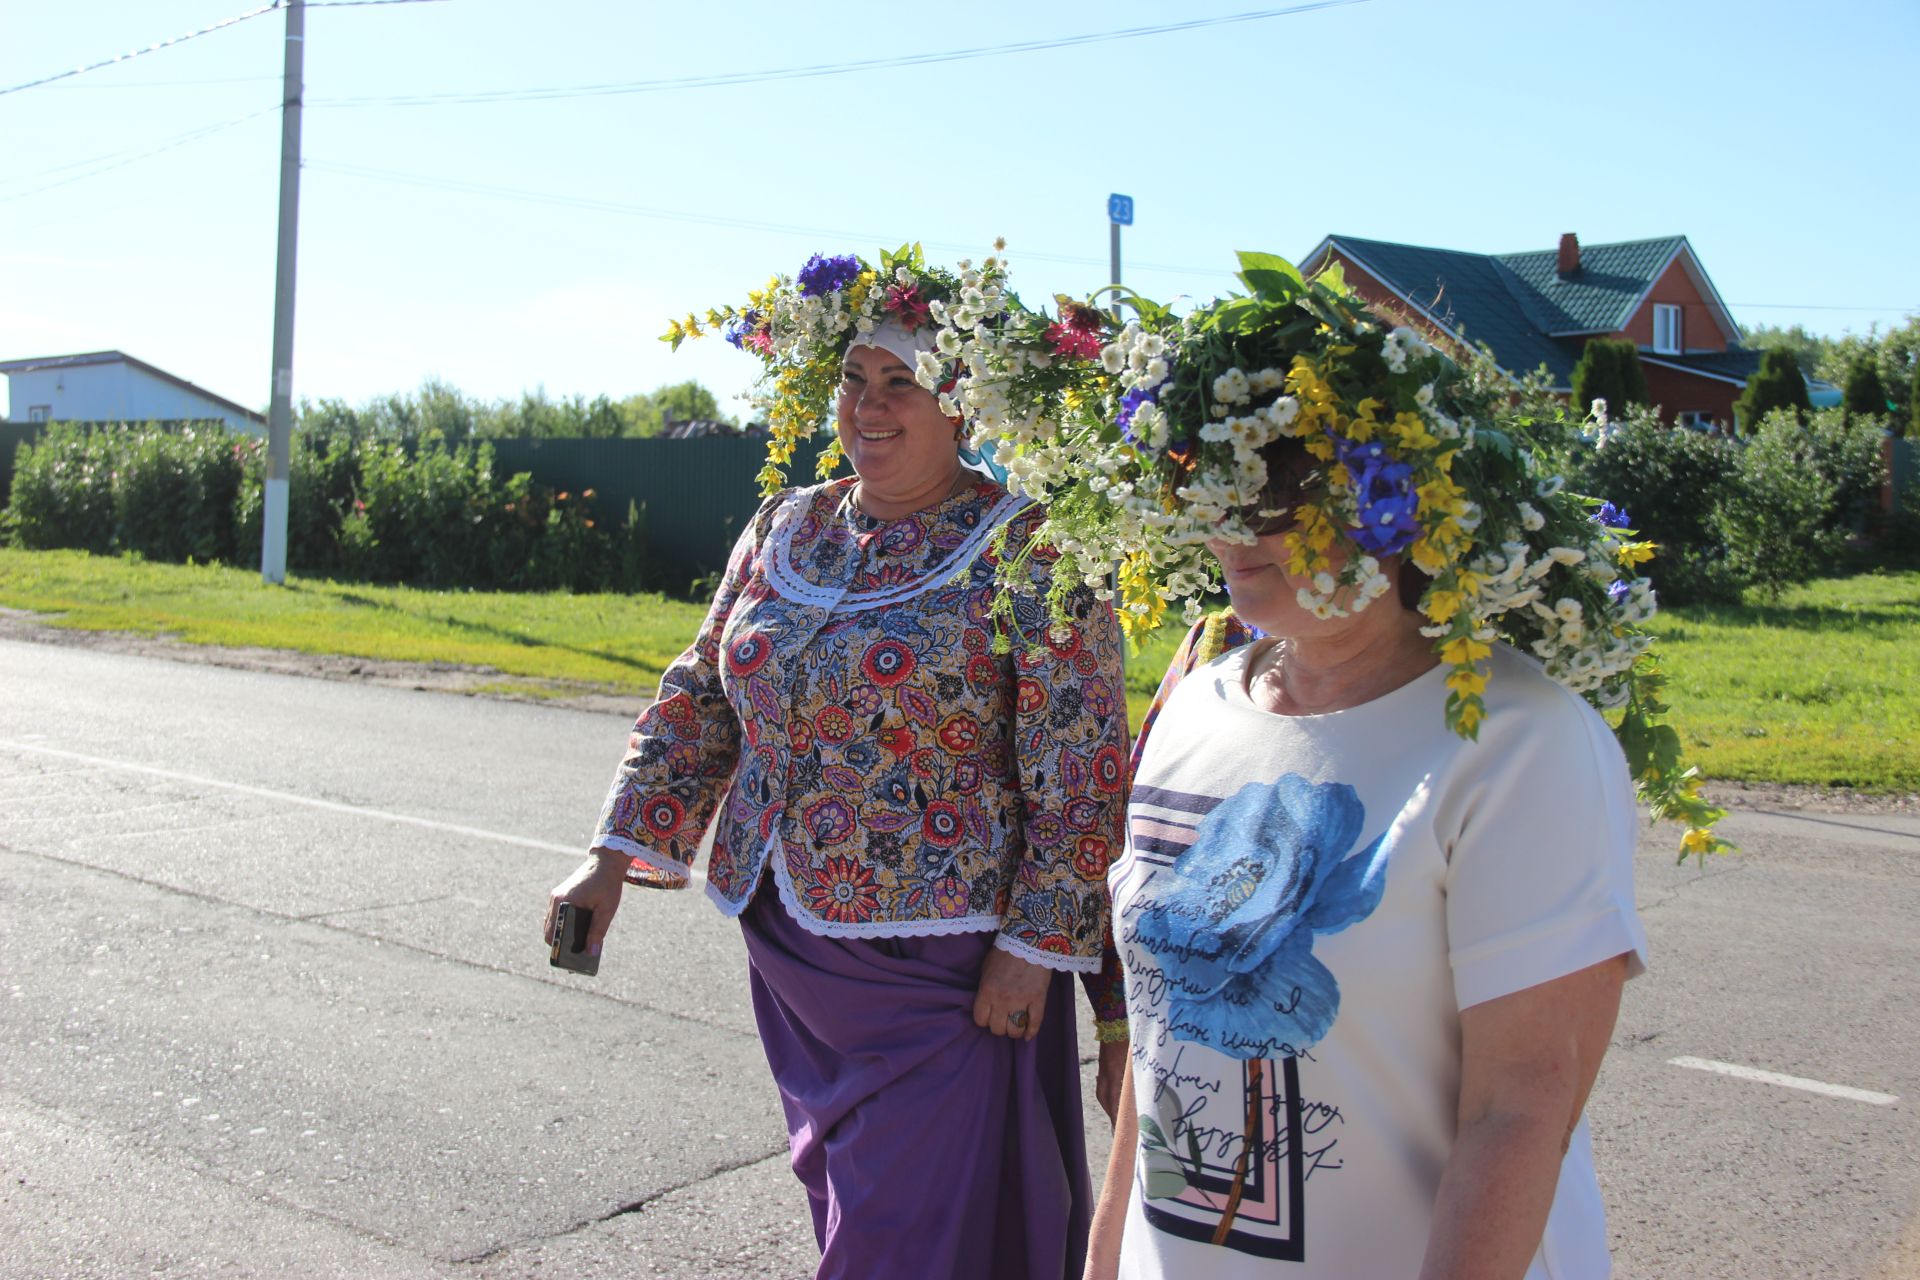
1236,251,1307,301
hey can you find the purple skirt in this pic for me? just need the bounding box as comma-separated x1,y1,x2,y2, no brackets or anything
740,886,1091,1280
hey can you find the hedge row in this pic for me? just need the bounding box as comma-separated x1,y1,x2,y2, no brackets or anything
1563,406,1893,602
2,411,1901,606
3,423,653,593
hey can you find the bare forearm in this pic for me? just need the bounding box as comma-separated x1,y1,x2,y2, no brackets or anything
1418,1109,1569,1280
1084,1056,1136,1280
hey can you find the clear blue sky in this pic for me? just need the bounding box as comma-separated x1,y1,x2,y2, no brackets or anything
3,0,1915,420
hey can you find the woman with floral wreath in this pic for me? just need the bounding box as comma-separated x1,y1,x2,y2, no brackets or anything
915,253,1726,1279
543,245,1130,1280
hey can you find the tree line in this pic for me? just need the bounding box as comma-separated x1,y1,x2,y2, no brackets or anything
296,378,742,441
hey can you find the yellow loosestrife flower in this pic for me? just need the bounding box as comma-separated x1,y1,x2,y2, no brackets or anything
1445,665,1490,698
1440,635,1492,665
1422,588,1465,624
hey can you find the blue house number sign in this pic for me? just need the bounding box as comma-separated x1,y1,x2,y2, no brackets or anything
1108,193,1134,226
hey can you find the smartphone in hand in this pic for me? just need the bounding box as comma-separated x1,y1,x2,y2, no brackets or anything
549,902,600,977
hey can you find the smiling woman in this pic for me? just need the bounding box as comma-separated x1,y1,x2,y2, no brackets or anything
835,330,966,518
546,245,1134,1280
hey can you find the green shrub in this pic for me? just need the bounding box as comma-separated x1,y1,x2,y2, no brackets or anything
1798,407,1888,537
1563,406,1744,603
1734,349,1811,432
1843,356,1889,417
111,426,248,564
1712,409,1860,598
7,424,116,553
1570,339,1649,417
5,422,655,591
348,436,497,585
232,432,357,576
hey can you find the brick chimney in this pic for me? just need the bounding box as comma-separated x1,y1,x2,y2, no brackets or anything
1557,232,1581,278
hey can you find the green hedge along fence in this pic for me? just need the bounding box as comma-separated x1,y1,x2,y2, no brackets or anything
1,421,823,593
2,413,1909,602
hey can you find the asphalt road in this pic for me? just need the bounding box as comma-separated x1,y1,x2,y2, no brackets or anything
1,637,1915,1279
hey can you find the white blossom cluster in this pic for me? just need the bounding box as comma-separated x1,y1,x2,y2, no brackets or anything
1446,533,1658,706
1381,325,1434,374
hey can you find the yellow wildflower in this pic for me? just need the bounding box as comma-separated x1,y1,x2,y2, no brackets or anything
1389,411,1437,450
1409,536,1449,574
682,313,704,338
1452,699,1485,734
1439,635,1492,665
1617,540,1657,567
1422,588,1465,624
1445,664,1490,698
1417,473,1467,517
1681,827,1715,857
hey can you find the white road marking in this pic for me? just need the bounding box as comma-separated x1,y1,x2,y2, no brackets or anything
0,738,586,858
1669,1055,1899,1106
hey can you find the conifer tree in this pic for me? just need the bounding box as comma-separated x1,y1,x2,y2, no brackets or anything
1734,349,1811,432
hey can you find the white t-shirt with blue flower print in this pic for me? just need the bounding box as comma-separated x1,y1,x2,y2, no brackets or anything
1113,639,1647,1279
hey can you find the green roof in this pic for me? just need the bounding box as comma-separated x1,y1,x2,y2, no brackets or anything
1495,236,1686,334
1320,234,1703,388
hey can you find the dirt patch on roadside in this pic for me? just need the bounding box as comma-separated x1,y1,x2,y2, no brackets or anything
6,607,1914,815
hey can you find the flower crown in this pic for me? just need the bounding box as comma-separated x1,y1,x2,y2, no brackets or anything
937,251,1725,860
663,242,1008,494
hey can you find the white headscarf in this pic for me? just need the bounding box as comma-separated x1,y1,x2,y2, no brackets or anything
846,317,941,371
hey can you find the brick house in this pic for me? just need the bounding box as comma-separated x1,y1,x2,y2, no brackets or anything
1299,233,1773,430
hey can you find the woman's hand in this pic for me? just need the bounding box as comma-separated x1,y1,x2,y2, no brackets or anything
543,849,631,958
973,946,1052,1040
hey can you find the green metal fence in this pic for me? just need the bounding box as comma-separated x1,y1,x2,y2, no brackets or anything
489,435,824,586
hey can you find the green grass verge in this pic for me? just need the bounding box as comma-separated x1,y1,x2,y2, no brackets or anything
1641,566,1920,791
3,548,1915,791
0,548,706,693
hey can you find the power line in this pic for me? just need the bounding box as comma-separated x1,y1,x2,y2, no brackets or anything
302,159,1240,279
33,75,283,90
0,0,449,99
309,1,1368,107
1731,302,1917,313
0,107,276,187
0,4,282,98
0,107,278,205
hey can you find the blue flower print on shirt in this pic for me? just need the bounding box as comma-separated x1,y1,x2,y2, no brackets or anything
1133,774,1389,1060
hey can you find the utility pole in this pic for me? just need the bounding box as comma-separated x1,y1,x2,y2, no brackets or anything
261,0,304,585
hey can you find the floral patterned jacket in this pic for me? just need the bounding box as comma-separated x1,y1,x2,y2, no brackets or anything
591,476,1128,1019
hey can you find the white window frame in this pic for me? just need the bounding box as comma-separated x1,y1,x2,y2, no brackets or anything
1652,303,1683,355
27,405,51,423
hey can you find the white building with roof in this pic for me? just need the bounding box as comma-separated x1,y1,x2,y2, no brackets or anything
0,350,265,434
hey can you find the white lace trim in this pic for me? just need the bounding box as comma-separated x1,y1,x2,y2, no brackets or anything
993,931,1102,974
761,485,1034,614
595,835,693,889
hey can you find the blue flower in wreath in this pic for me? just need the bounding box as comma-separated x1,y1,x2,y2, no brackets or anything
1133,774,1389,1060
797,252,862,298
1349,458,1421,555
